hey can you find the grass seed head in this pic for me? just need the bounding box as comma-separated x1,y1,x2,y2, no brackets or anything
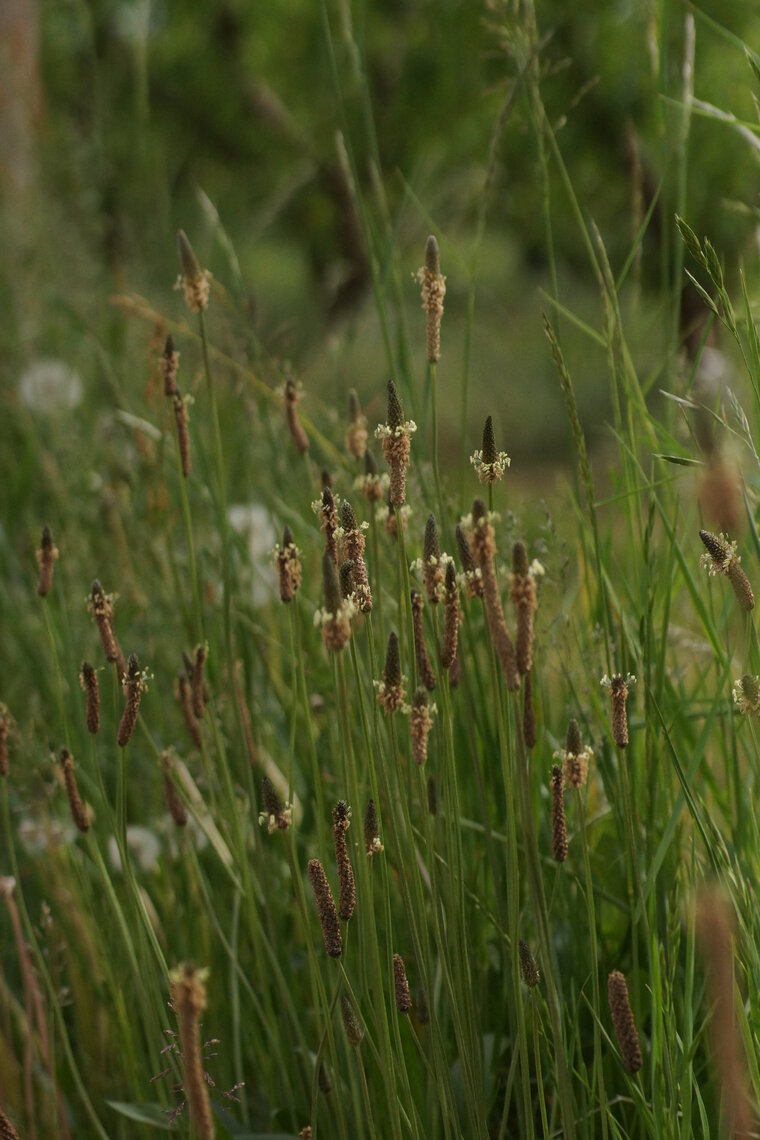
378,631,406,713
170,963,215,1139
607,970,642,1073
284,378,309,454
415,235,446,363
59,748,90,833
471,416,510,484
699,529,754,610
363,798,384,855
0,1106,21,1140
275,525,302,603
117,653,146,747
519,939,540,988
176,230,211,313
393,953,412,1013
259,775,292,834
340,995,364,1047
332,801,356,922
36,524,59,598
173,391,192,477
441,561,460,669
602,673,634,748
551,765,568,862
558,717,593,788
410,687,435,765
523,671,536,750
162,751,188,827
376,380,415,506
411,590,436,691
161,334,179,396
345,389,368,460
79,661,101,735
307,859,342,958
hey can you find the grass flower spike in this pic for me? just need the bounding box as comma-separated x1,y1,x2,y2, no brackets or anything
316,554,354,651
732,674,760,716
441,561,460,668
59,748,90,833
376,631,406,713
340,500,372,612
176,230,211,313
274,524,302,603
173,391,192,477
332,801,356,922
340,995,364,1047
170,964,215,1139
602,672,635,748
523,671,536,750
551,764,568,862
117,653,147,747
36,524,59,597
415,234,446,363
607,970,642,1073
469,499,519,690
455,523,483,600
699,529,754,611
307,859,342,958
411,590,436,691
363,799,384,855
284,378,309,454
519,940,540,988
376,379,416,508
509,540,539,674
345,389,368,460
393,953,412,1013
470,415,510,484
259,775,292,834
79,661,101,734
410,688,435,765
355,448,388,503
555,717,593,788
161,333,179,396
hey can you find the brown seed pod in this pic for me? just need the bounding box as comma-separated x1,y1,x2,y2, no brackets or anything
340,995,364,1047
173,391,192,477
440,562,460,669
0,1105,21,1140
522,671,536,750
416,235,446,364
377,631,406,713
509,541,537,675
378,379,414,508
410,688,434,766
363,798,383,856
161,334,179,396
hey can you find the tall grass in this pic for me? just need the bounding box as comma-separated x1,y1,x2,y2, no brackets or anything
3,5,760,1139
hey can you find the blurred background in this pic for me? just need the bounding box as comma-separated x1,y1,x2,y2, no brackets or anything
1,0,759,474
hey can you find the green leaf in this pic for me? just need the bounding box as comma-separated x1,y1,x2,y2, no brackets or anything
106,1102,173,1130
653,454,702,467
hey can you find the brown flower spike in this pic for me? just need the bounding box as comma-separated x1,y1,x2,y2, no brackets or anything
422,514,445,604
470,500,519,690
284,378,309,454
699,529,754,611
307,859,342,958
441,561,460,669
162,751,188,827
259,775,292,834
191,643,208,720
275,524,302,603
0,1106,21,1140
173,391,192,477
411,590,436,691
161,334,179,396
176,230,210,314
602,673,635,749
345,389,368,460
410,688,434,766
117,654,146,747
36,524,59,597
393,954,412,1013
376,379,416,508
89,580,126,678
363,798,384,856
332,802,356,922
509,540,537,675
519,940,540,988
415,235,446,363
557,718,593,789
607,970,642,1074
59,748,90,833
318,554,353,652
523,670,536,750
340,995,364,1047
340,500,372,612
550,765,568,862
377,631,406,714
79,661,100,735
170,964,215,1139
455,523,483,600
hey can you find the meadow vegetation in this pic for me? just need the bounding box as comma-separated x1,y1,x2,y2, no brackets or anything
3,1,760,1137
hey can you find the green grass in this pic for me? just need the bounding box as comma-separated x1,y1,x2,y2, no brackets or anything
3,3,760,1138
